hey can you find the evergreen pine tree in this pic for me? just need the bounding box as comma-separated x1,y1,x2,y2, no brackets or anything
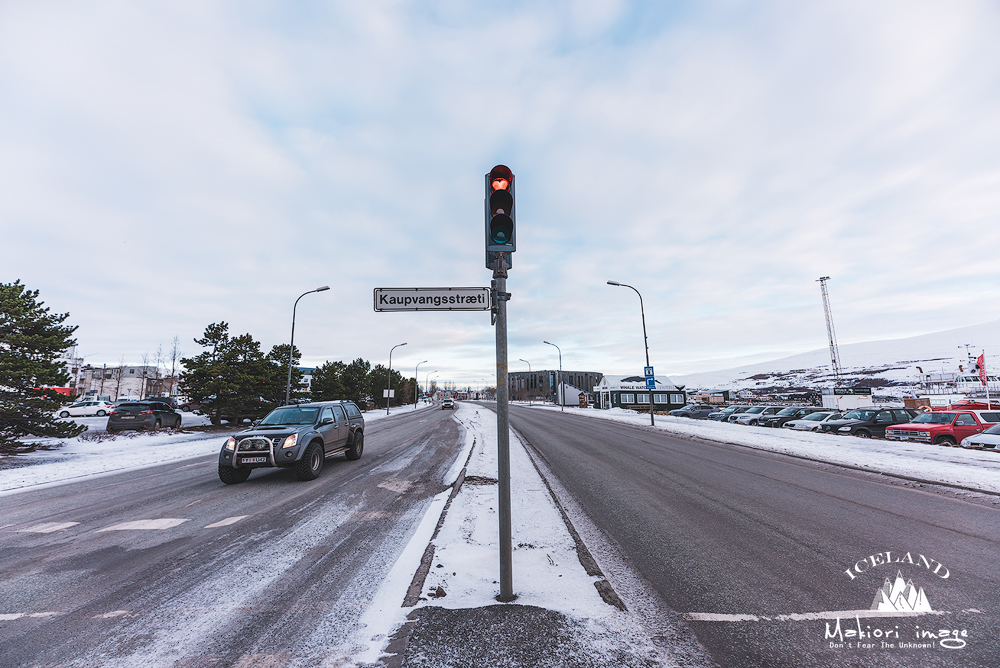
0,280,86,450
310,360,347,401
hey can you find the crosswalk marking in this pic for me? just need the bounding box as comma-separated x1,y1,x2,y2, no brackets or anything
97,519,189,532
204,516,247,528
18,522,80,533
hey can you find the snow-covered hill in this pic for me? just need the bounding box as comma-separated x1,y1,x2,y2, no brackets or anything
669,319,1000,397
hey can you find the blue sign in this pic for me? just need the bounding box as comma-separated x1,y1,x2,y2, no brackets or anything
644,366,655,389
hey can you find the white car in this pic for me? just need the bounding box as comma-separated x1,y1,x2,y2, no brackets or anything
55,400,114,418
782,411,843,431
733,406,784,425
960,423,1000,449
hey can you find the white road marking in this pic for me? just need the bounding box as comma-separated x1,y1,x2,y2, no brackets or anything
0,612,60,621
682,609,950,622
18,522,80,533
183,498,203,507
93,610,130,618
97,519,189,532
204,516,247,528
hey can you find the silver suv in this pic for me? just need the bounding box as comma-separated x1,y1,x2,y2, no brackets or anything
218,401,365,484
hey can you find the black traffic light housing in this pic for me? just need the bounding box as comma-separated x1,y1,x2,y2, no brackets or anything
485,165,515,258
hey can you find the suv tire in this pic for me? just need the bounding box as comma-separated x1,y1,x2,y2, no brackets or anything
59,411,70,418
295,442,325,481
346,432,364,461
219,465,251,484
856,430,871,438
935,435,957,446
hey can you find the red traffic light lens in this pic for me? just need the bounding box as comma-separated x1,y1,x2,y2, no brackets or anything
489,165,513,192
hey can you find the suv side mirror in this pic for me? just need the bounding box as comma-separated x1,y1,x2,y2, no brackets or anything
320,417,334,425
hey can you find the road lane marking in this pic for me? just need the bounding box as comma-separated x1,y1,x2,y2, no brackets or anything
97,519,189,531
93,610,130,618
204,516,247,528
18,522,80,533
0,612,60,621
682,609,952,622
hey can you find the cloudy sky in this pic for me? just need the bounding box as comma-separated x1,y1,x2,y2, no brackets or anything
3,0,999,388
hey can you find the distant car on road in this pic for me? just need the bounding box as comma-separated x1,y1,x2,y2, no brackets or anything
442,398,455,410
55,400,114,418
782,411,842,431
669,405,716,419
218,401,365,484
107,401,183,432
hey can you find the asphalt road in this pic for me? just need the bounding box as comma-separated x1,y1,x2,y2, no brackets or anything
0,405,461,667
507,406,1000,668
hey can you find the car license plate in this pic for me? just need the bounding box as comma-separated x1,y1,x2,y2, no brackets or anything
242,456,267,464
120,416,134,420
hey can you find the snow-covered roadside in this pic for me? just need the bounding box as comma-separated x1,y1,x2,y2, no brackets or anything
356,403,689,667
0,403,430,497
518,403,1000,494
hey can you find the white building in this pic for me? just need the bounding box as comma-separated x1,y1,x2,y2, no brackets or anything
594,375,686,411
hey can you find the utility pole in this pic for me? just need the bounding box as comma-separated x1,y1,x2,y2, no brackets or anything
817,277,842,382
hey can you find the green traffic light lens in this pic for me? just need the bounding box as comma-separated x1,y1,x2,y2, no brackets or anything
490,214,513,245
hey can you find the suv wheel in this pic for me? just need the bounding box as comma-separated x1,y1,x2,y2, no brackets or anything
935,435,957,446
856,430,871,438
295,442,325,481
59,411,70,418
152,419,161,431
346,432,364,461
219,465,251,484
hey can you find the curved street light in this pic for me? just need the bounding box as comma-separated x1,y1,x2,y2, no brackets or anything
518,358,532,406
608,280,654,425
543,341,563,412
286,286,330,405
386,342,407,415
414,360,428,409
426,370,439,400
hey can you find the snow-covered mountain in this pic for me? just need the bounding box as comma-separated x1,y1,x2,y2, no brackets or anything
669,320,1000,396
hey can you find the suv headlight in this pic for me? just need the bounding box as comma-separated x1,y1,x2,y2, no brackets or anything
281,433,298,449
224,437,236,451
838,426,852,432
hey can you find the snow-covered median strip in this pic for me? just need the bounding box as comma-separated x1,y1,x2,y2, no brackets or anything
361,403,686,666
521,404,1000,494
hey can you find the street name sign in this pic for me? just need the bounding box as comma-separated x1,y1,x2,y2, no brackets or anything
374,287,491,312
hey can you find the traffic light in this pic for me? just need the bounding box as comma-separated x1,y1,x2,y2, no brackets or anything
485,164,515,254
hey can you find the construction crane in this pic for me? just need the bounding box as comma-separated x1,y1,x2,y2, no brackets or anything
817,276,842,381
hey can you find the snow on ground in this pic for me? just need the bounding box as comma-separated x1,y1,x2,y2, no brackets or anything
519,403,1000,494
0,403,425,497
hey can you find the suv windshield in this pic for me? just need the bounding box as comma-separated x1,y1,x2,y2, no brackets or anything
259,407,320,426
802,412,832,421
776,407,800,416
744,407,766,414
912,412,955,424
842,410,877,420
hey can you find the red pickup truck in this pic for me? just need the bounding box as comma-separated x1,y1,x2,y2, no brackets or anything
885,410,1000,445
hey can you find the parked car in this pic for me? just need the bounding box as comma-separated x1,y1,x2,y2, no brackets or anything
707,406,742,421
759,406,824,428
885,410,1000,446
961,423,1000,449
725,406,759,423
669,405,716,419
733,406,785,426
818,407,920,439
442,398,455,410
55,400,114,418
217,401,365,484
107,401,183,432
782,411,842,431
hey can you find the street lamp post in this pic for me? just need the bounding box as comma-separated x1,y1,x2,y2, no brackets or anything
286,286,330,405
543,341,563,412
414,360,428,409
518,359,532,406
385,342,407,415
426,370,439,401
608,280,654,426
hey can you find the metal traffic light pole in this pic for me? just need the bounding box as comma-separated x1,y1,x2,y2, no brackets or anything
493,253,513,602
486,164,515,602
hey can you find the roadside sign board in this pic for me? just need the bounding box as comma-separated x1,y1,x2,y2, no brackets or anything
374,287,491,312
644,366,655,390
383,389,395,398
